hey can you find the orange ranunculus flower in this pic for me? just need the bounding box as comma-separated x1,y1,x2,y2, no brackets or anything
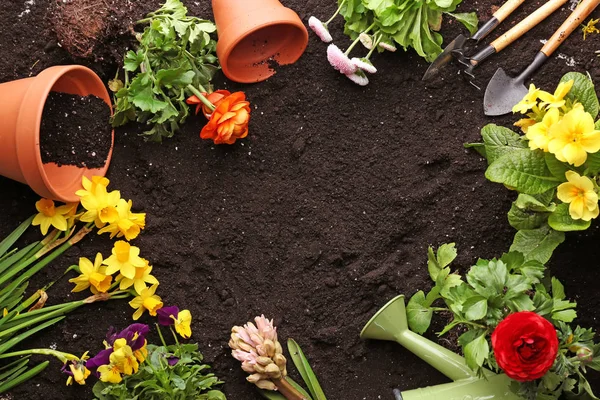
186,90,231,119
200,92,250,145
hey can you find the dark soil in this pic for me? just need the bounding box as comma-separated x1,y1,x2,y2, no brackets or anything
1,0,600,399
40,92,112,168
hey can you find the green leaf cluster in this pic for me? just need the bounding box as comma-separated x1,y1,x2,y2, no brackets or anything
465,72,600,263
93,343,226,400
338,0,478,62
110,0,219,142
406,244,599,398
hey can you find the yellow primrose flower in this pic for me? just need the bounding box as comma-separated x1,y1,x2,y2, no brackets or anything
69,253,112,294
514,118,537,133
526,108,561,152
538,80,574,109
174,309,192,339
103,241,146,280
112,338,139,375
117,259,158,295
97,363,123,384
32,199,72,235
129,284,163,320
97,199,146,241
557,171,599,221
583,18,600,40
76,178,121,229
548,108,600,166
512,84,540,114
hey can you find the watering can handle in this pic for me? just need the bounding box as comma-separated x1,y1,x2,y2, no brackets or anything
541,0,600,56
492,0,527,22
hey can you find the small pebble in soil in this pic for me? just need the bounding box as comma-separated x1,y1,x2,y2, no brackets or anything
40,92,111,168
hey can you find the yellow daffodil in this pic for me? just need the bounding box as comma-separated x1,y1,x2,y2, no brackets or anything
103,241,146,280
538,80,574,109
526,108,561,152
174,309,192,339
97,199,146,241
112,338,139,375
557,171,599,221
512,84,540,114
76,177,121,228
69,253,112,294
97,363,123,383
129,284,163,320
117,259,158,295
32,199,73,235
583,18,600,40
548,108,600,166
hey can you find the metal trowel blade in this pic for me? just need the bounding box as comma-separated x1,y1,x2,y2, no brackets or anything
483,68,528,116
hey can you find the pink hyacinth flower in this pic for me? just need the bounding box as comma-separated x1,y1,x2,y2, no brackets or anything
308,16,333,43
346,70,369,86
255,315,277,341
327,44,357,75
351,58,377,74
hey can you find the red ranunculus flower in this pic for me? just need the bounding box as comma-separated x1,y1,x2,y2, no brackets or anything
491,311,558,382
200,92,250,145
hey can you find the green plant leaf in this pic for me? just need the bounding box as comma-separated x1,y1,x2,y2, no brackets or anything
507,203,549,230
509,225,565,263
551,277,566,300
584,152,600,175
0,361,48,394
463,296,488,320
406,291,433,334
287,339,326,400
561,72,599,119
485,149,560,194
427,243,456,281
0,216,33,259
479,124,528,165
544,153,570,179
446,12,478,35
463,334,489,370
548,203,591,231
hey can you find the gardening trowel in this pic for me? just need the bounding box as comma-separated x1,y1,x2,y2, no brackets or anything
422,0,526,81
361,295,520,400
484,0,600,116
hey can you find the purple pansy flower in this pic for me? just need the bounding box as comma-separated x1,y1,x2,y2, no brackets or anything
157,306,179,326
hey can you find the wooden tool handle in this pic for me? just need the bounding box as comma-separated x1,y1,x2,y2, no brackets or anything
541,0,600,56
493,0,527,22
490,0,569,52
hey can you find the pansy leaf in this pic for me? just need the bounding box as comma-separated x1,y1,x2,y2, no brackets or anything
548,203,591,231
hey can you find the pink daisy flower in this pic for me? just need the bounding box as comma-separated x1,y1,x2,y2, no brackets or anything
327,44,357,75
308,16,332,43
351,58,377,74
346,70,369,86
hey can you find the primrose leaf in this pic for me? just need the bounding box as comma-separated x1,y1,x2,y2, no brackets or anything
464,334,489,370
510,225,565,264
480,124,528,165
514,193,556,213
407,291,433,334
486,149,559,194
585,152,600,175
544,153,572,179
548,203,591,231
561,72,599,119
508,203,549,230
446,12,478,35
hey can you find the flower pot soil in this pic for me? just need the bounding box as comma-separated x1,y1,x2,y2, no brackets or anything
40,92,112,168
1,0,600,399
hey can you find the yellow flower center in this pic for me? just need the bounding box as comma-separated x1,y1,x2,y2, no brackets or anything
143,296,162,314
38,199,56,217
115,242,131,263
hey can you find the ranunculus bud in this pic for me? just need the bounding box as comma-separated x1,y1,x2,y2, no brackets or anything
576,346,594,362
491,312,558,382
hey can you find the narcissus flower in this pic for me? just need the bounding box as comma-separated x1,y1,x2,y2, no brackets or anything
512,84,540,114
157,306,193,339
97,198,146,241
187,89,231,119
103,241,146,280
76,176,121,228
32,198,72,235
69,253,112,294
538,80,573,109
129,284,163,320
117,259,158,294
308,16,333,43
548,108,600,166
526,108,560,152
63,352,90,386
557,171,599,221
201,92,251,145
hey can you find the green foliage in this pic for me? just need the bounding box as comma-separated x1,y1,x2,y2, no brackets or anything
287,339,327,400
93,343,225,400
110,0,219,141
338,0,478,62
407,244,599,399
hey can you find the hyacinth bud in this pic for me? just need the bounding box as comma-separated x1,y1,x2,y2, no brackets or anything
265,363,282,379
577,346,594,362
256,380,277,391
274,353,286,368
256,356,273,366
254,363,266,374
250,333,264,347
241,362,255,373
263,339,276,358
247,373,267,383
275,340,283,355
238,342,253,353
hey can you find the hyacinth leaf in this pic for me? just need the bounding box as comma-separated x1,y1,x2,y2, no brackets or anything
258,377,312,400
0,216,33,259
548,204,591,232
287,339,326,400
446,12,478,35
509,225,565,264
560,72,599,119
0,361,48,394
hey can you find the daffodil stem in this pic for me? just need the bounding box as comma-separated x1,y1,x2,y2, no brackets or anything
187,84,216,111
0,349,78,363
272,377,308,400
325,0,346,25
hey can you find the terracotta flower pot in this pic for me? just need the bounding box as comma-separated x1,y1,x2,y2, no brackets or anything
212,0,309,83
0,65,114,203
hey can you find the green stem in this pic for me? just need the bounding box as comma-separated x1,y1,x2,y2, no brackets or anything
156,324,168,347
0,349,78,363
170,326,180,345
366,33,382,59
325,0,347,25
187,85,215,111
345,22,376,55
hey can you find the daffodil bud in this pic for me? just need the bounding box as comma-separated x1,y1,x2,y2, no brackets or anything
256,356,273,366
263,339,276,358
256,379,277,391
265,363,281,379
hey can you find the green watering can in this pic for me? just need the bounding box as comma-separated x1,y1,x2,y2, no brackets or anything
360,295,521,400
